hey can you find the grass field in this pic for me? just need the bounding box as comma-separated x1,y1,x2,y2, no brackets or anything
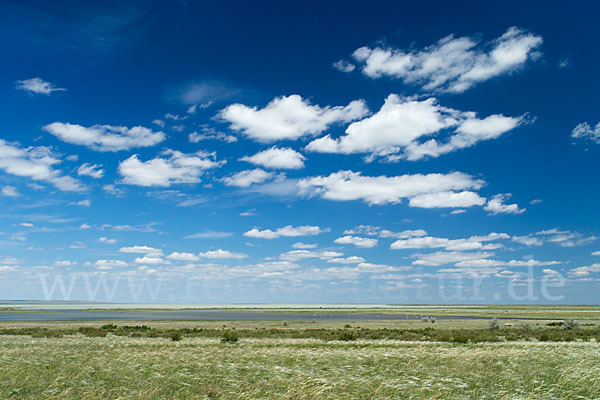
1,306,599,399
1,335,599,399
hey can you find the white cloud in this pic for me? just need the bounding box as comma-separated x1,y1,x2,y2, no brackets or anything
153,119,165,128
299,170,484,206
332,59,356,73
0,139,84,192
408,191,486,208
73,200,91,207
189,125,237,143
198,249,248,259
571,121,600,144
334,235,378,248
184,231,232,239
1,186,19,197
241,147,306,170
93,259,128,269
292,242,317,249
54,260,75,267
350,27,542,93
19,223,34,227
166,252,199,261
98,237,116,244
219,94,369,142
327,256,366,264
43,123,165,152
345,225,428,239
134,256,170,265
119,245,163,255
391,233,508,251
175,81,238,105
119,150,222,187
222,169,274,188
16,77,66,95
244,225,325,239
0,257,21,265
279,250,343,261
77,163,104,179
592,251,600,256
79,223,91,229
568,264,600,278
484,194,525,215
412,251,494,266
103,184,125,197
504,259,560,267
305,95,524,161
512,235,543,246
535,228,597,247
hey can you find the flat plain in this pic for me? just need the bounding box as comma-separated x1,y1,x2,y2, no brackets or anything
1,305,599,399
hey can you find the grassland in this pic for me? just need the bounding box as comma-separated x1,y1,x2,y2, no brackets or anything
1,335,599,399
1,306,599,399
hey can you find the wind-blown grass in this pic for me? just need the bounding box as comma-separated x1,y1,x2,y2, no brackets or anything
1,336,599,399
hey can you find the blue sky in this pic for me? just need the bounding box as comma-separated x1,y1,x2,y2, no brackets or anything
0,0,599,304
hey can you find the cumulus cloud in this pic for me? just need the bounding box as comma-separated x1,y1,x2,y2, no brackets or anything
98,237,116,244
244,225,325,239
484,194,525,215
198,249,248,259
408,191,486,208
1,186,19,197
43,123,165,152
391,232,509,251
119,150,222,187
16,77,66,95
568,263,600,278
189,125,237,143
512,235,543,246
0,139,84,192
292,242,317,249
305,95,524,161
299,170,484,207
93,259,128,269
571,122,600,144
344,225,428,239
536,228,597,247
241,147,306,169
166,252,199,261
77,163,104,179
327,256,366,264
332,59,356,73
412,251,494,266
119,245,163,255
219,94,369,142
222,169,274,187
134,256,170,265
334,235,378,248
279,250,343,261
349,27,542,93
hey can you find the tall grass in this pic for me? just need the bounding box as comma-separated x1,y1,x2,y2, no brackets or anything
0,336,599,399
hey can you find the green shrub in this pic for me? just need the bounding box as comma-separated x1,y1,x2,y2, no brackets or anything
79,327,108,337
489,318,500,330
221,330,239,343
169,331,183,341
337,330,356,341
564,319,579,330
101,324,118,330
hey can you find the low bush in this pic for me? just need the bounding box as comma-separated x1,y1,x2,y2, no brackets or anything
221,330,239,343
489,318,500,330
564,319,579,330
